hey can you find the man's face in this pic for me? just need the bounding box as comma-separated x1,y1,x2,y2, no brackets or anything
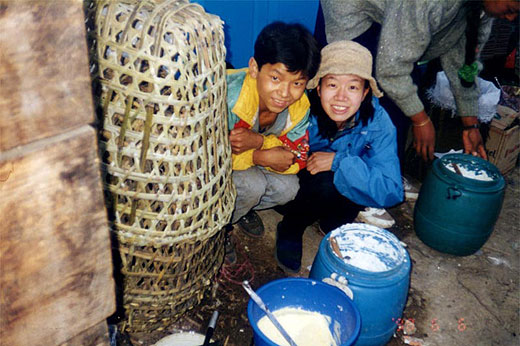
249,58,308,114
483,0,519,21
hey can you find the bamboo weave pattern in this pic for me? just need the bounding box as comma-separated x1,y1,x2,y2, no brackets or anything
86,0,235,332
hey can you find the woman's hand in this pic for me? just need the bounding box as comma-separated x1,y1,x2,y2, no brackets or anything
411,111,435,161
461,116,487,159
307,152,335,175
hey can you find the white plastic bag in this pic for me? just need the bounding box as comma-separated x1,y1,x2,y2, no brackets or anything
427,71,501,123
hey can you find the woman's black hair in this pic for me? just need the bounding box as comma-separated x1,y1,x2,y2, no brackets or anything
254,22,321,80
461,1,484,87
309,80,374,140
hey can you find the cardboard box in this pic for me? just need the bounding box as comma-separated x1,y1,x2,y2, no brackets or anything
486,106,520,175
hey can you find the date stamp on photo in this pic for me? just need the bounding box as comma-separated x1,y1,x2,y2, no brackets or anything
393,317,467,333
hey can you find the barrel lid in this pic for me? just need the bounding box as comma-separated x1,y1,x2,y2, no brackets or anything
436,154,505,190
329,223,408,273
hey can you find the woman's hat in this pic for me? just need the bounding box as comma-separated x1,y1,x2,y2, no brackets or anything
307,40,383,97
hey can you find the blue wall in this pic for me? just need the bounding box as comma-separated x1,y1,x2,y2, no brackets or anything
193,0,320,68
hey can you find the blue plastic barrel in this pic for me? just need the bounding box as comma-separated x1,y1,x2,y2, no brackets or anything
414,153,505,255
247,277,361,346
310,224,411,346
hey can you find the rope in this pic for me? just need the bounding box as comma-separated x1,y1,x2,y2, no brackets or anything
217,238,255,294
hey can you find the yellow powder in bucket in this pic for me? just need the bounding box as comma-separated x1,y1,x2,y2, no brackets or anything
257,307,338,346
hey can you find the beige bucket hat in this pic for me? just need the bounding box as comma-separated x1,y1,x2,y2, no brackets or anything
307,40,383,97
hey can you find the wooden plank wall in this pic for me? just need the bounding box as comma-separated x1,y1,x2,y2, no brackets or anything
0,1,116,345
0,0,95,151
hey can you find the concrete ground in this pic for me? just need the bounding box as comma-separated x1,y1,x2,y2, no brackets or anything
130,165,518,346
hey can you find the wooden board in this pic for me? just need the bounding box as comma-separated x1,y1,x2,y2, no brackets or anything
0,126,115,346
0,0,95,152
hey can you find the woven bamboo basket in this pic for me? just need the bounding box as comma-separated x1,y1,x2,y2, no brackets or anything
85,0,235,332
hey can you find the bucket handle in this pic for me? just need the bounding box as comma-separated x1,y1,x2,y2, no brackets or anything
322,273,354,299
447,186,462,200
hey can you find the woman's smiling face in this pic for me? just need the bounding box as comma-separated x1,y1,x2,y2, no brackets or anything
317,74,369,129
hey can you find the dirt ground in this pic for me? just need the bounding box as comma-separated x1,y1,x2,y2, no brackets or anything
119,160,519,346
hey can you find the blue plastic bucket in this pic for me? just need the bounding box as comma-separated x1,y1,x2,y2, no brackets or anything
247,277,361,346
310,224,411,346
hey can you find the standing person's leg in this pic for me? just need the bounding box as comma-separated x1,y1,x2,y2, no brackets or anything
377,98,410,163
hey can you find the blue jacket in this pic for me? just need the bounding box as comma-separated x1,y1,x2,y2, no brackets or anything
308,97,403,208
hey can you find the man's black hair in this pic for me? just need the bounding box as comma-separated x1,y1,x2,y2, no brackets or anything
254,21,321,80
309,80,375,140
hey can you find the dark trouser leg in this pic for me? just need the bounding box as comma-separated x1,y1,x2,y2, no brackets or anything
279,170,364,239
310,171,364,233
278,170,326,242
276,169,322,272
318,196,364,233
276,170,364,272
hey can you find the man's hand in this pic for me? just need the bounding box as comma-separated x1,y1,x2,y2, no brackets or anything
411,111,435,161
307,152,335,175
462,129,487,159
253,146,295,172
461,117,487,159
229,128,263,154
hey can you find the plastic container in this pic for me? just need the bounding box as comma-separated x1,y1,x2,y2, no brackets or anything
247,277,361,346
153,332,207,346
414,153,505,255
309,224,411,346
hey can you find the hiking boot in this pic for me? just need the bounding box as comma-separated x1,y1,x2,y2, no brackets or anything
403,176,419,201
275,223,302,273
356,207,395,229
224,229,237,264
237,210,264,238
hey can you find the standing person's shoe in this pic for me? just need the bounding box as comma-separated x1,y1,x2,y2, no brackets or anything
275,223,302,273
356,207,395,229
402,176,419,201
237,210,264,238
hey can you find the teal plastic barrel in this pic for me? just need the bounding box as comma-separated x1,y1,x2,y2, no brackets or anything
414,154,505,256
